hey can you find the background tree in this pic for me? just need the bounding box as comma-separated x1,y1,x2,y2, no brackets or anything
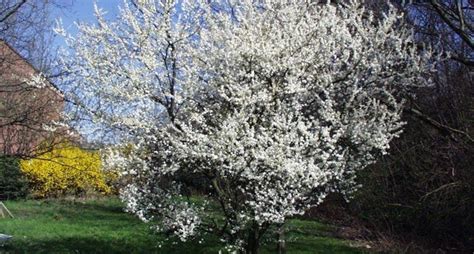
344,0,474,251
407,0,473,66
0,1,73,202
0,156,27,200
0,0,72,72
0,1,72,160
0,40,65,159
60,1,437,252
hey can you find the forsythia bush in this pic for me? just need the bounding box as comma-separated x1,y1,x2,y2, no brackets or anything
20,144,113,197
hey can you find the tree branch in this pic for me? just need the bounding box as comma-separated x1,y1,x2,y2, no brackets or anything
0,0,27,23
406,107,474,144
429,0,474,50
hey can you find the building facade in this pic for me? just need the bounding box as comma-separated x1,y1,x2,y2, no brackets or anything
0,40,64,157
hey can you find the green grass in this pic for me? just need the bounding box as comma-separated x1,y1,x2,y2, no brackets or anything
0,198,366,253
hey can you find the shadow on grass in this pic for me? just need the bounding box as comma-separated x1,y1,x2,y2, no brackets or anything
2,237,156,254
1,236,224,254
2,236,363,254
284,237,366,254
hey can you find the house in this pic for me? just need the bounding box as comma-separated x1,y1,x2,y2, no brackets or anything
0,40,65,157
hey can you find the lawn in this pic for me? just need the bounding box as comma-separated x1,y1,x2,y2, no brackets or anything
0,198,367,253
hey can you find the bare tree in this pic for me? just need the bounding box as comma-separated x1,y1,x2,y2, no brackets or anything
0,1,72,158
399,0,473,66
349,0,474,250
0,0,73,72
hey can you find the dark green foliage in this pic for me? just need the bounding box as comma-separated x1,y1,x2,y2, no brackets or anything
0,156,28,200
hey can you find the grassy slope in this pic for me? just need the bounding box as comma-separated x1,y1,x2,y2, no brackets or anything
0,198,366,253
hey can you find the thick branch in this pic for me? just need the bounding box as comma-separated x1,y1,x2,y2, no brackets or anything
407,107,474,143
430,0,474,50
0,0,27,23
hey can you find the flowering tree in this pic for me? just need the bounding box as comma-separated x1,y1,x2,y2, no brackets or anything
59,0,437,252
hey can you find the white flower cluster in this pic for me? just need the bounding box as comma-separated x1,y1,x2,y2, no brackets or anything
120,177,203,242
59,0,437,247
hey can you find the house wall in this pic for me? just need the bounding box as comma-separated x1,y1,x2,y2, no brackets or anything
0,40,65,157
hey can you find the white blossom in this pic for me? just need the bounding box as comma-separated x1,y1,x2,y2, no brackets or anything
59,0,437,249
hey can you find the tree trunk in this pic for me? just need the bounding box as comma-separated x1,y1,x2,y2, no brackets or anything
277,223,286,254
245,227,260,254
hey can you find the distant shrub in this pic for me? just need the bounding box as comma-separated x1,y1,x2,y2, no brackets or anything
20,144,112,198
0,156,28,200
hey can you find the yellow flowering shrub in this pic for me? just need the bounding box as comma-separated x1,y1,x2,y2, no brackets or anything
20,144,112,197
